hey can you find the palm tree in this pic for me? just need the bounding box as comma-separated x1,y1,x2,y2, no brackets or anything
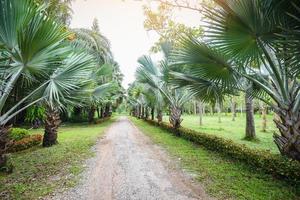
0,0,96,168
169,0,300,160
70,22,123,123
0,0,69,157
41,52,95,146
128,83,164,121
136,55,193,129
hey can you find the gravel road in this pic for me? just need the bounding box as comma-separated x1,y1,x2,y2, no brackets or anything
50,117,211,200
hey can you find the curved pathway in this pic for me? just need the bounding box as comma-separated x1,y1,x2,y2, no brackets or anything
51,117,211,200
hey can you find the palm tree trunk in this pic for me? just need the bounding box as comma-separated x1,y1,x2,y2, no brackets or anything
245,93,256,140
101,107,104,118
97,107,100,118
231,97,237,121
136,106,139,118
145,107,149,119
261,105,267,132
169,106,182,129
151,107,155,120
141,106,144,119
198,101,203,126
104,104,110,117
43,107,61,147
157,109,163,123
88,106,96,123
217,103,222,123
0,126,12,172
273,107,300,161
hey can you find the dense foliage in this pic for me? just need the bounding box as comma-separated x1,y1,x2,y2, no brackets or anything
129,0,300,162
0,0,123,171
8,128,30,141
8,134,42,153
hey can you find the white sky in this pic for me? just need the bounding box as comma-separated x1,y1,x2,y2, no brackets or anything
71,0,201,88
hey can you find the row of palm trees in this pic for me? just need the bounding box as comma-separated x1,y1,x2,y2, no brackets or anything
0,0,122,169
129,0,300,161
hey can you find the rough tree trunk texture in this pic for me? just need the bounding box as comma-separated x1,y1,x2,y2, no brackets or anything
43,107,61,147
0,126,13,172
135,106,139,117
245,94,256,140
151,107,155,120
104,104,110,117
157,109,163,124
194,101,197,115
261,105,267,132
169,106,182,129
97,107,100,119
145,107,149,119
138,105,141,119
198,101,203,126
273,107,300,161
231,97,237,121
141,106,144,119
88,106,96,124
100,107,104,118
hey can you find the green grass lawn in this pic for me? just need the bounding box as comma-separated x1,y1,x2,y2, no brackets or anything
131,117,300,200
163,114,279,153
0,118,115,200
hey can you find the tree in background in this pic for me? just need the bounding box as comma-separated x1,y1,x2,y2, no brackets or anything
135,52,193,129
71,19,124,123
25,105,46,129
143,2,203,53
36,0,74,25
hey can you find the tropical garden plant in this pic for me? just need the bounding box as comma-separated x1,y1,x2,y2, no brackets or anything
135,53,193,129
168,0,300,161
0,0,116,169
70,20,124,123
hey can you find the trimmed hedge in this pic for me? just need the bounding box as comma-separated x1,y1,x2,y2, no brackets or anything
9,128,30,141
8,134,42,153
143,119,300,182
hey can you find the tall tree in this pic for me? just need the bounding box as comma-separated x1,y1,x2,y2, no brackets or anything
36,0,74,25
169,0,300,161
136,55,193,129
0,0,95,167
143,2,203,52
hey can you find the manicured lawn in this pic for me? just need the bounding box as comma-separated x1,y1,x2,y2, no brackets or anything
163,114,279,153
131,117,300,200
0,118,115,200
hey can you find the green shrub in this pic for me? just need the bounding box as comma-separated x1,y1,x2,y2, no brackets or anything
144,119,300,182
8,134,42,153
95,117,110,124
9,128,30,141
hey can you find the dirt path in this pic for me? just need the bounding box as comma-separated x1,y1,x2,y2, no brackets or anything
51,117,211,200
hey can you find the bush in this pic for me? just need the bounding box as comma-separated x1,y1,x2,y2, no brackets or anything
9,128,30,141
95,117,110,124
143,119,300,182
8,134,42,153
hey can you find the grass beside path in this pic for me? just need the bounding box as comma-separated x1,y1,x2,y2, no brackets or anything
131,117,300,200
163,114,279,153
0,117,115,200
